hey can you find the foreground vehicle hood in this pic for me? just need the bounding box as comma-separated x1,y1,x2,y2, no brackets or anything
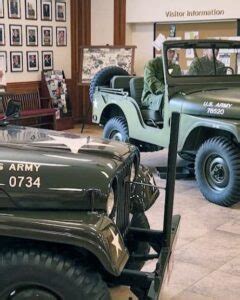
170,87,240,119
0,125,138,210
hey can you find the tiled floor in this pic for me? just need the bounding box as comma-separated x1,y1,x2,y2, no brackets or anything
70,124,240,300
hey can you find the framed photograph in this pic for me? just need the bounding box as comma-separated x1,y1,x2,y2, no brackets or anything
41,26,52,46
55,0,66,21
41,0,52,21
8,0,21,18
10,24,22,46
0,51,7,72
0,0,4,18
0,24,5,45
27,51,39,71
80,46,136,84
42,51,53,70
56,26,67,46
169,24,176,38
25,0,37,20
10,51,23,72
26,25,38,46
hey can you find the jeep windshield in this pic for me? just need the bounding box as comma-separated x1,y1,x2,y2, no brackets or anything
163,40,240,87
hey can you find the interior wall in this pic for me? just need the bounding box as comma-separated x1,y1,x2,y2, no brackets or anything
126,23,153,75
91,0,114,45
1,0,71,83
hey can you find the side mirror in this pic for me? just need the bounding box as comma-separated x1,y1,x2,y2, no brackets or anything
5,99,20,118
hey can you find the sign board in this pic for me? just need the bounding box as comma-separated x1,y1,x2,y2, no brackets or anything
127,0,240,23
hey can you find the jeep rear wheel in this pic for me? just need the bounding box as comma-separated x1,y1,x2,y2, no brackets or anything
195,137,240,206
0,247,110,300
89,66,129,102
103,117,129,142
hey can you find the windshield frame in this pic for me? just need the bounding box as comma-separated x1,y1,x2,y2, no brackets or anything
163,39,240,87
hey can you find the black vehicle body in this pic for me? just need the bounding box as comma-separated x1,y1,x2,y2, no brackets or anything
0,102,180,299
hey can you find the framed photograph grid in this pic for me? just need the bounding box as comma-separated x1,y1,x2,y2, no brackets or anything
1,0,68,73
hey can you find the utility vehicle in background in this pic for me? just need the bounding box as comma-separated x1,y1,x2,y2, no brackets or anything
91,39,240,207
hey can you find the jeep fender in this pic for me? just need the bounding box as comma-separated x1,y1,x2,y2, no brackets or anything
93,92,145,131
93,91,169,147
178,114,240,151
0,211,129,276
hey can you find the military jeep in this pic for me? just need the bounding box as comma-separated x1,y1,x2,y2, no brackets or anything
0,100,180,299
91,39,240,207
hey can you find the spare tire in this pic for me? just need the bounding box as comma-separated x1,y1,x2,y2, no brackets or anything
89,66,129,102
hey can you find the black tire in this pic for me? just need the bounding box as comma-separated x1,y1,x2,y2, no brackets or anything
195,136,240,206
178,151,195,162
89,66,129,102
103,116,129,142
0,247,110,300
127,213,150,270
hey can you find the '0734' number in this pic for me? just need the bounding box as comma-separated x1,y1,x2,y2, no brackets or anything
9,176,41,188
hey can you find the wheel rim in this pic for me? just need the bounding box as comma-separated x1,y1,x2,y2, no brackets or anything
110,130,124,141
5,286,59,300
205,154,229,191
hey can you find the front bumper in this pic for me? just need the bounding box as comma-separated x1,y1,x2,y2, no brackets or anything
111,214,181,299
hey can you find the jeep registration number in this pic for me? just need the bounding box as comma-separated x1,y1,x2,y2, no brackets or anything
9,176,41,188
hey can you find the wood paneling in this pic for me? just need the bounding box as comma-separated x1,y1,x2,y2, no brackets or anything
71,0,91,123
114,0,126,45
7,81,41,93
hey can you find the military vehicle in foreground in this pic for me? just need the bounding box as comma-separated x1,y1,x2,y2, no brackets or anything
91,39,240,207
0,100,180,299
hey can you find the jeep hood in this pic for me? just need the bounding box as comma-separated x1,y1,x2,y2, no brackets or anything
0,125,137,210
170,87,240,119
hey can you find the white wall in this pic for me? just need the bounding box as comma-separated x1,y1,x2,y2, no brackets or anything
1,0,71,83
127,0,240,23
126,0,240,75
91,0,114,45
126,23,153,76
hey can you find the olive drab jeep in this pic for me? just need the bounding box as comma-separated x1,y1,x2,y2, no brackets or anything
0,99,180,299
91,39,240,207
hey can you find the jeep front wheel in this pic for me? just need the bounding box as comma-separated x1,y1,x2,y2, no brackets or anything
0,247,110,300
103,117,129,142
195,137,240,206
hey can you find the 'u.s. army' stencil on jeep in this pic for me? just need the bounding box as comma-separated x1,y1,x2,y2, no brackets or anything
91,39,240,207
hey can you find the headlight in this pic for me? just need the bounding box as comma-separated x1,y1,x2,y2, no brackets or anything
107,187,115,216
130,163,136,182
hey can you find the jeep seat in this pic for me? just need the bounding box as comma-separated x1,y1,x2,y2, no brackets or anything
129,77,144,106
130,77,163,126
110,76,134,93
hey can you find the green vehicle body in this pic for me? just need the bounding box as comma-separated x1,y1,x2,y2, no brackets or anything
0,105,180,299
92,39,240,206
